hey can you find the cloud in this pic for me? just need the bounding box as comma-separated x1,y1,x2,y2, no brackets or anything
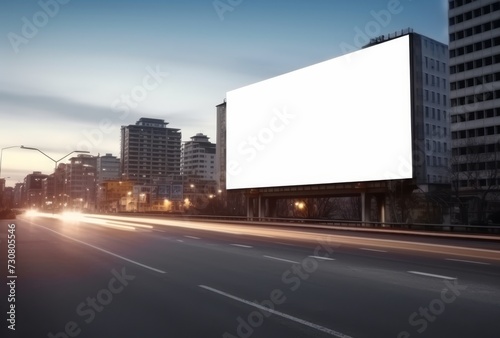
0,90,117,124
0,90,211,134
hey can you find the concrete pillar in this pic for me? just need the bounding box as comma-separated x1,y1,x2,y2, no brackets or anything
247,197,254,219
361,192,366,223
377,194,386,224
381,197,386,223
257,195,262,219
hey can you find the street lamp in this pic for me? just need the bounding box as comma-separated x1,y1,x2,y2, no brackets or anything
21,146,90,212
21,146,89,170
0,146,20,179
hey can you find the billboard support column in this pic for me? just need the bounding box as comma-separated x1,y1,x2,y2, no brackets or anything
377,194,386,225
361,192,366,223
362,192,373,224
246,196,254,220
258,195,262,219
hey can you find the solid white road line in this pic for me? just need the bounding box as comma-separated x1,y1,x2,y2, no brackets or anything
309,255,335,261
184,235,200,240
230,244,253,248
263,255,299,264
29,222,167,274
445,258,491,265
359,248,388,253
199,285,353,338
408,271,456,280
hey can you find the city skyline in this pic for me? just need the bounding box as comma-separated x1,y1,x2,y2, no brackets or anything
0,0,448,186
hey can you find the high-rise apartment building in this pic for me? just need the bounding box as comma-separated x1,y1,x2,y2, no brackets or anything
0,178,6,209
365,31,451,188
67,154,97,210
449,0,500,221
53,163,67,209
96,153,121,184
41,163,67,211
181,133,216,180
1,187,14,209
24,171,47,209
121,117,182,185
13,183,23,208
413,33,452,186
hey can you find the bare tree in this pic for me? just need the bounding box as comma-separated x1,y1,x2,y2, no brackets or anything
275,197,341,219
450,138,500,223
333,197,361,220
386,180,418,223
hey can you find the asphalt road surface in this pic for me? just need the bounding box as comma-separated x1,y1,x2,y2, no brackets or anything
1,212,499,338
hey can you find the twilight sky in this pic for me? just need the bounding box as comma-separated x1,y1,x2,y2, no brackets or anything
0,0,448,186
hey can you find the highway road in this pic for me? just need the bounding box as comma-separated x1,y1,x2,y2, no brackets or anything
1,212,499,338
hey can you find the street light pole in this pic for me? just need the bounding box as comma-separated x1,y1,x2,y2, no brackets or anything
21,146,90,211
21,146,89,170
0,146,20,179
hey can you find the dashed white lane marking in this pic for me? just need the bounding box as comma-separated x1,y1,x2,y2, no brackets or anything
230,244,253,248
309,255,335,261
263,255,299,264
445,258,490,265
184,235,200,240
408,271,456,280
29,222,167,274
359,248,388,253
199,285,353,338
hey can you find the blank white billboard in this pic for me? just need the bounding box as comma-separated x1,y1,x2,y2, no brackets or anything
226,35,412,190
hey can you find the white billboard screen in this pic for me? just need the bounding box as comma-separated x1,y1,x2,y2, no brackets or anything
226,35,412,190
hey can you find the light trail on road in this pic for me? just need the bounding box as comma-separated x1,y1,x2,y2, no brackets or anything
30,212,500,263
